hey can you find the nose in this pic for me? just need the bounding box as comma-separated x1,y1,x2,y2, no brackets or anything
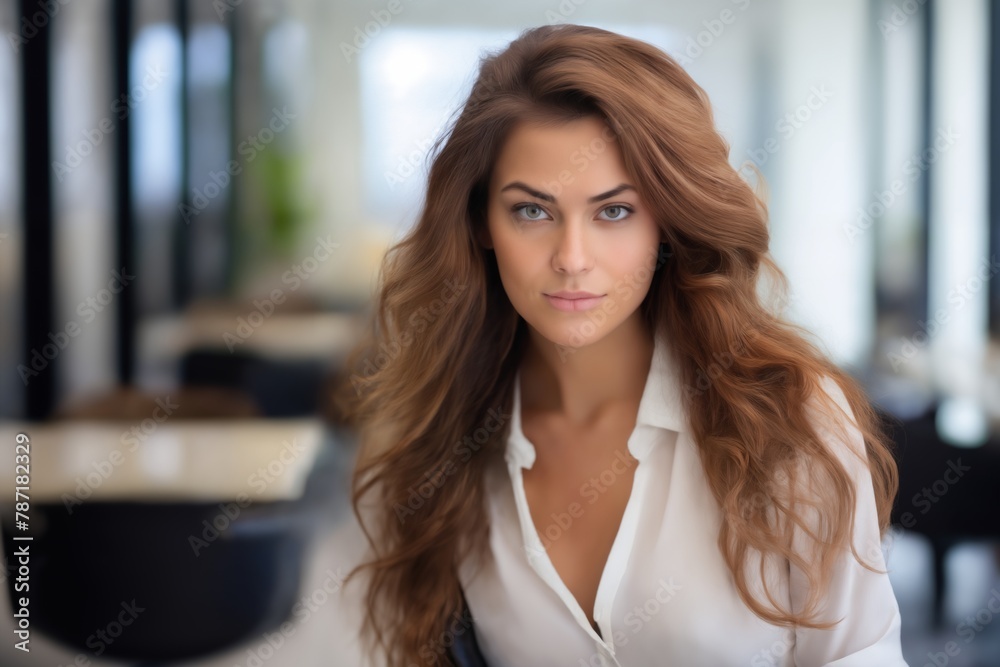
552,218,593,275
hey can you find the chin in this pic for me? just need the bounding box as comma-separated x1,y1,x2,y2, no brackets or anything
530,318,611,352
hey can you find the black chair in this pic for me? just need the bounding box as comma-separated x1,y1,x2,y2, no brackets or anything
0,419,344,664
1,501,311,663
884,403,1000,628
180,348,331,418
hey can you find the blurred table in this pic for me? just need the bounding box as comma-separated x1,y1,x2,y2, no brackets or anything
0,419,323,503
136,309,367,418
0,418,345,662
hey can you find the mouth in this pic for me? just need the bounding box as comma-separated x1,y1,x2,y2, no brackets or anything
543,293,606,312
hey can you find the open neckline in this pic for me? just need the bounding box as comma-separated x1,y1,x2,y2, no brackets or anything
507,369,652,654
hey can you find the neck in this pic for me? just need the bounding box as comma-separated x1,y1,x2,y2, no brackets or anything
519,312,655,427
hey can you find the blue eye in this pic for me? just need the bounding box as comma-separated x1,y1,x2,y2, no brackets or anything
510,203,634,223
600,205,633,221
512,203,548,221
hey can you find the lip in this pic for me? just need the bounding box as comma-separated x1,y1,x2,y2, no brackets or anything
544,291,606,312
547,291,602,299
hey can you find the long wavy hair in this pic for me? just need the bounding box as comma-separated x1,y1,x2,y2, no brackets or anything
332,23,899,667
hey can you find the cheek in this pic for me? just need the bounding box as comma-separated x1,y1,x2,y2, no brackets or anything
491,222,536,266
609,240,658,285
498,256,543,297
492,233,538,287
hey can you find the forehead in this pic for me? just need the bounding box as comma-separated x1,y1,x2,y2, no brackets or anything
489,116,630,196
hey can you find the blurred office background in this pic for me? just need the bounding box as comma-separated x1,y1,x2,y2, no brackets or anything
0,0,999,665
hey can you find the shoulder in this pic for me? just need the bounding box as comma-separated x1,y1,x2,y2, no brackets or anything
805,374,855,428
770,373,872,516
803,373,868,474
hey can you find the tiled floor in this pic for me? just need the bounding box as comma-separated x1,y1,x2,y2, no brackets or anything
1,437,998,666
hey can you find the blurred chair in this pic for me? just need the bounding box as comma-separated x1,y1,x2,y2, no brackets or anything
1,385,342,665
885,403,1000,628
180,348,331,418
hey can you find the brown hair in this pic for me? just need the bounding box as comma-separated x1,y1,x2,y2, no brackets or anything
332,23,898,667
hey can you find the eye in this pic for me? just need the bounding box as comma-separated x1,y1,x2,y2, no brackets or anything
511,203,550,222
599,205,633,222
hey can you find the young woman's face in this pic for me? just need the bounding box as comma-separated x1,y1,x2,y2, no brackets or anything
485,115,664,350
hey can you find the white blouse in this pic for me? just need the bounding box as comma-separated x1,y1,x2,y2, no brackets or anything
457,334,908,666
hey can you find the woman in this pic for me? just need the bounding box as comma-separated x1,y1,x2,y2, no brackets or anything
333,24,906,667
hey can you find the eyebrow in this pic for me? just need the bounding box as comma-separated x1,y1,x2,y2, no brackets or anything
499,181,636,204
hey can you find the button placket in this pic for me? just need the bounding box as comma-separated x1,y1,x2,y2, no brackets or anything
508,459,609,647
590,424,655,655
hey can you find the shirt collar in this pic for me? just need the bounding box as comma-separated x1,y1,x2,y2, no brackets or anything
506,332,688,470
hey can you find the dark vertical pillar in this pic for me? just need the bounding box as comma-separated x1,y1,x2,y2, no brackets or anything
20,0,55,420
870,0,887,320
917,0,933,329
226,5,239,292
112,0,135,386
173,0,191,308
989,0,999,334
